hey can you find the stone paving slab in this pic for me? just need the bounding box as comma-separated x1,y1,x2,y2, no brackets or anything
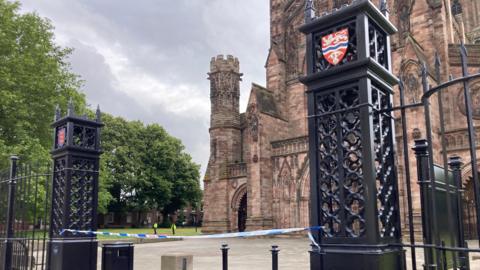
97,237,480,270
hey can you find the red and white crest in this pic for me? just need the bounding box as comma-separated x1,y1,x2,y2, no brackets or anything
321,28,349,65
57,128,66,147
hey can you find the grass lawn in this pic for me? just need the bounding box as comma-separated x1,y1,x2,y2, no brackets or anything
97,227,202,239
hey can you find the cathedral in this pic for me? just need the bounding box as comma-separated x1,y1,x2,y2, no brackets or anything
202,0,480,234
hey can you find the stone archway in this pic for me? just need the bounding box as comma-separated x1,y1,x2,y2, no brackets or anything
231,184,247,232
461,161,480,239
463,177,478,239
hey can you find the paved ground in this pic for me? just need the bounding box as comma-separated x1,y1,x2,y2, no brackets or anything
97,238,480,270
98,237,309,270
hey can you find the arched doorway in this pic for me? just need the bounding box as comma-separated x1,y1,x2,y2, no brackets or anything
238,193,247,232
464,176,479,239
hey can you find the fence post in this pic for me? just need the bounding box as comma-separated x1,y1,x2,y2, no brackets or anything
271,245,279,270
449,156,469,270
47,101,103,270
412,140,436,270
2,156,19,270
221,244,229,270
299,1,405,268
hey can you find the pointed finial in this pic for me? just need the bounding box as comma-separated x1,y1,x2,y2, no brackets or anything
96,105,102,122
54,104,61,121
380,0,389,16
305,0,316,23
67,97,75,116
434,51,441,82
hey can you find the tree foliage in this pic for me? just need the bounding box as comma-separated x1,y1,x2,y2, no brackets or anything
100,114,202,222
0,0,202,219
0,0,86,168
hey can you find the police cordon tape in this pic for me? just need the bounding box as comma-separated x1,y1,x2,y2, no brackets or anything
60,226,323,240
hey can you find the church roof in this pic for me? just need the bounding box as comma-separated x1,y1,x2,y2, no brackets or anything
252,83,282,119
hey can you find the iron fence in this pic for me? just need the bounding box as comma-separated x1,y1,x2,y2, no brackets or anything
0,158,52,270
394,45,480,270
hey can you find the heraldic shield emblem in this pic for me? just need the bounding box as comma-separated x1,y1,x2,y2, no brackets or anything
321,28,349,65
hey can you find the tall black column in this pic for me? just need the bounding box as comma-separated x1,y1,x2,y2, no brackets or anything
448,156,469,270
412,140,436,269
48,101,103,270
300,0,405,269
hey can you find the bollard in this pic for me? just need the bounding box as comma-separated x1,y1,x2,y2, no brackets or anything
271,245,279,270
221,244,229,270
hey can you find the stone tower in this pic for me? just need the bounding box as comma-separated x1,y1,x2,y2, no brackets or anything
203,55,243,233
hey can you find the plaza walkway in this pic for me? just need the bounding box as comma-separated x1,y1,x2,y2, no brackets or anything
97,237,480,270
98,237,309,270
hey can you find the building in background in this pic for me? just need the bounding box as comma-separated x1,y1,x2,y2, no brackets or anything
202,0,480,236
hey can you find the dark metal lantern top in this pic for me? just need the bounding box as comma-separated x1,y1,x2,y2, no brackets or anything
300,0,398,87
51,101,103,155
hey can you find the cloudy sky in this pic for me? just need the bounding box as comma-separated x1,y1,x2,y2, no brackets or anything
20,0,271,177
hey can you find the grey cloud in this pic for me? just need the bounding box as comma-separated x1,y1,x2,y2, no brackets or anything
20,0,270,177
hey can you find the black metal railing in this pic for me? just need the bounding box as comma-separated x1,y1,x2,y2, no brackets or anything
220,244,280,270
395,44,480,270
0,157,52,270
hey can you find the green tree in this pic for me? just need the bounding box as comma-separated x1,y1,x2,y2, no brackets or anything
0,0,86,168
100,115,202,225
0,0,202,220
0,0,113,214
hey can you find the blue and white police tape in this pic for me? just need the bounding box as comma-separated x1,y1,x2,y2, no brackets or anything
60,226,323,240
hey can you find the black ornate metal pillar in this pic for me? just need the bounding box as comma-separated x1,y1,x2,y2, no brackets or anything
448,156,469,270
48,101,103,270
412,139,435,269
300,0,405,269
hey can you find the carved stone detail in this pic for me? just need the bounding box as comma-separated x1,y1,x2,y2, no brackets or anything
247,104,259,142
272,153,310,228
457,82,480,119
210,139,217,161
271,136,308,156
401,60,421,103
396,0,414,44
285,24,300,80
333,0,350,8
444,127,480,151
227,163,247,178
412,128,422,139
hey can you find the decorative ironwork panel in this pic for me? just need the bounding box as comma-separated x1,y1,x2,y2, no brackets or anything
339,88,365,237
51,157,67,237
372,85,399,238
73,124,97,149
368,23,388,69
315,85,365,238
68,158,96,231
312,20,357,73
